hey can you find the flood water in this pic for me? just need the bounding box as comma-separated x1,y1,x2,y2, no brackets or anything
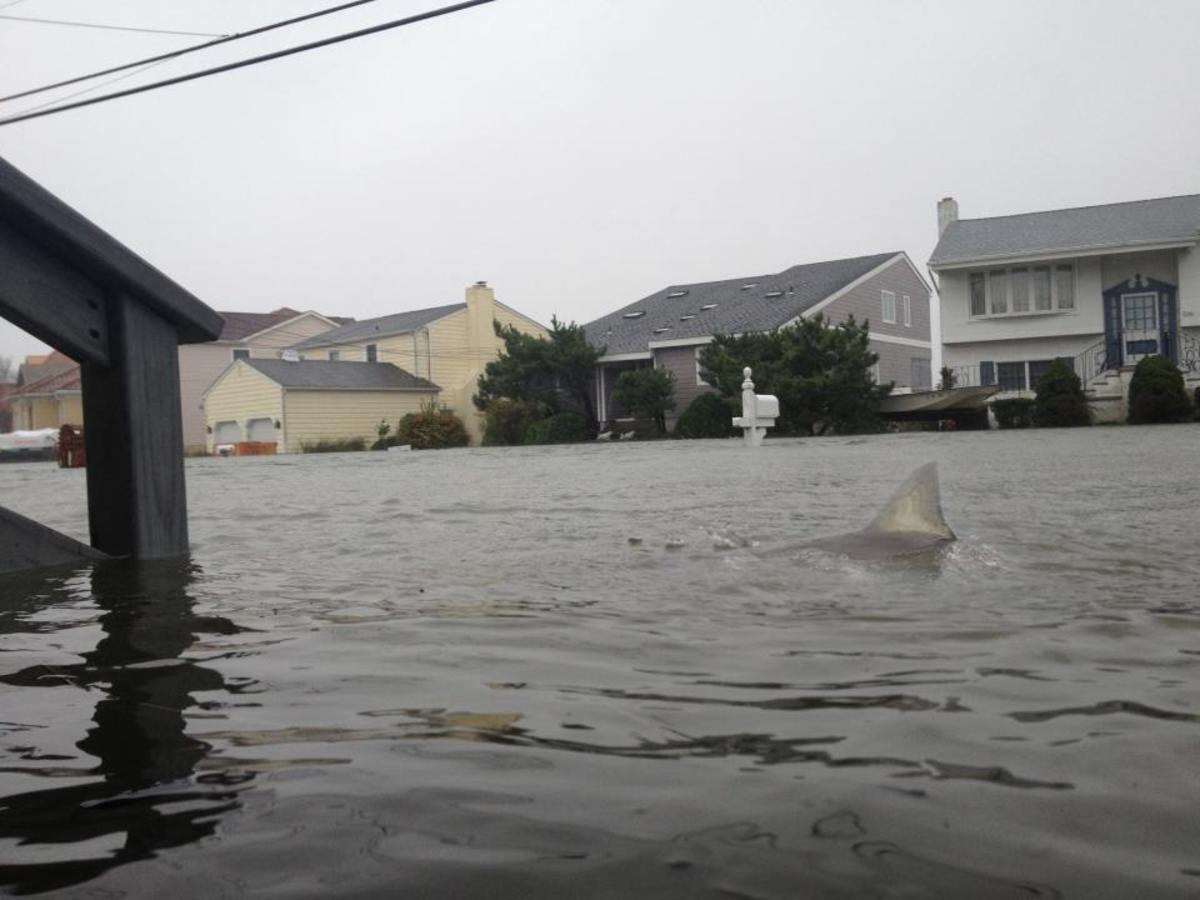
2,427,1199,898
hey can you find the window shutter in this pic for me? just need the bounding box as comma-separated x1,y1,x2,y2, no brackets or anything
980,361,995,386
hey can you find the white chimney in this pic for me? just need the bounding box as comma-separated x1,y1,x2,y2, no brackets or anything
937,197,959,237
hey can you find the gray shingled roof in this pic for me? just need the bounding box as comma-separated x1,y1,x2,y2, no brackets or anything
243,359,439,391
584,253,898,356
289,302,465,350
930,194,1200,267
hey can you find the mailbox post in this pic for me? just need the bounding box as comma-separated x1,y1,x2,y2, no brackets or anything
731,366,778,446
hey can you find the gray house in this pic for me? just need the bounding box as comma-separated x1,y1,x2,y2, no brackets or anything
583,252,932,427
931,194,1200,409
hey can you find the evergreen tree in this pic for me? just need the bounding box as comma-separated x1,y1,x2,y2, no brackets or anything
475,317,604,433
698,314,889,435
613,367,676,434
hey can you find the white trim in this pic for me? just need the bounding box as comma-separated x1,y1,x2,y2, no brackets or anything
902,295,911,327
647,335,713,349
868,332,931,349
598,351,653,363
931,239,1198,272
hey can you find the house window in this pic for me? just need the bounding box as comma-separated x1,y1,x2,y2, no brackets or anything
1008,268,1026,313
694,346,710,386
1123,293,1157,331
970,263,1076,317
1033,266,1052,311
232,348,250,360
366,344,378,363
997,361,1027,392
970,273,986,316
902,295,911,327
881,290,897,324
1056,265,1075,309
328,350,340,361
1027,359,1058,388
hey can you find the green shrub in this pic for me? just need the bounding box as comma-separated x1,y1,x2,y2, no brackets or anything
396,403,470,449
1032,359,1091,427
300,437,367,453
481,398,551,446
675,392,736,439
525,410,587,445
1127,355,1192,424
991,397,1035,429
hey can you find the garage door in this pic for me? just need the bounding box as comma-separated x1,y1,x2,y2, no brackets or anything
213,421,241,445
247,417,275,442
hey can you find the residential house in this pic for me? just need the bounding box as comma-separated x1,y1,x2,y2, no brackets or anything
14,350,74,387
8,364,82,431
286,282,548,443
179,307,349,453
930,195,1200,416
203,358,439,453
583,252,933,427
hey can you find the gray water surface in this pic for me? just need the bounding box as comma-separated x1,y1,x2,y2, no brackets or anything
2,428,1199,898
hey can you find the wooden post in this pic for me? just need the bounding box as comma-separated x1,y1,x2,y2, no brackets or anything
81,293,189,559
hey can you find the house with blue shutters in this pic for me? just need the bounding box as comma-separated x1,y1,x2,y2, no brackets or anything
930,194,1200,417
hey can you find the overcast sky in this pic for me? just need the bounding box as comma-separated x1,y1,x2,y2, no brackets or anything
2,0,1199,368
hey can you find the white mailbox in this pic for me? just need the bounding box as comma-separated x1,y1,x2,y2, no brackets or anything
731,367,778,446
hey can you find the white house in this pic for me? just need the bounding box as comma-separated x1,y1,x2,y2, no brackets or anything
930,194,1200,415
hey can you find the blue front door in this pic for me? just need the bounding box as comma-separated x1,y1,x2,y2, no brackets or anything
1102,275,1178,368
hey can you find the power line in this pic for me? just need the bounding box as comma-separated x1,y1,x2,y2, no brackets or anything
1,0,381,105
0,0,497,128
0,13,227,38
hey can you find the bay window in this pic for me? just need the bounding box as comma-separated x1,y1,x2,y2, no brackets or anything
968,262,1076,318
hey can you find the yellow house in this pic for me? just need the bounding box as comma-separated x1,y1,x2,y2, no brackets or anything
203,358,439,453
287,282,547,443
179,307,347,454
8,365,82,431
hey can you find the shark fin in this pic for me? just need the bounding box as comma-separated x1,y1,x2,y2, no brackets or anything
863,462,955,541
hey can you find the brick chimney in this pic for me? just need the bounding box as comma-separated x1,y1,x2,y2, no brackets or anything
937,197,959,237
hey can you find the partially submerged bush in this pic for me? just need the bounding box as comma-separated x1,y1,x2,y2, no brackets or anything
300,437,367,453
481,398,551,446
525,410,587,445
675,392,736,439
1127,355,1192,424
990,397,1035,429
396,402,470,449
1033,359,1091,427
